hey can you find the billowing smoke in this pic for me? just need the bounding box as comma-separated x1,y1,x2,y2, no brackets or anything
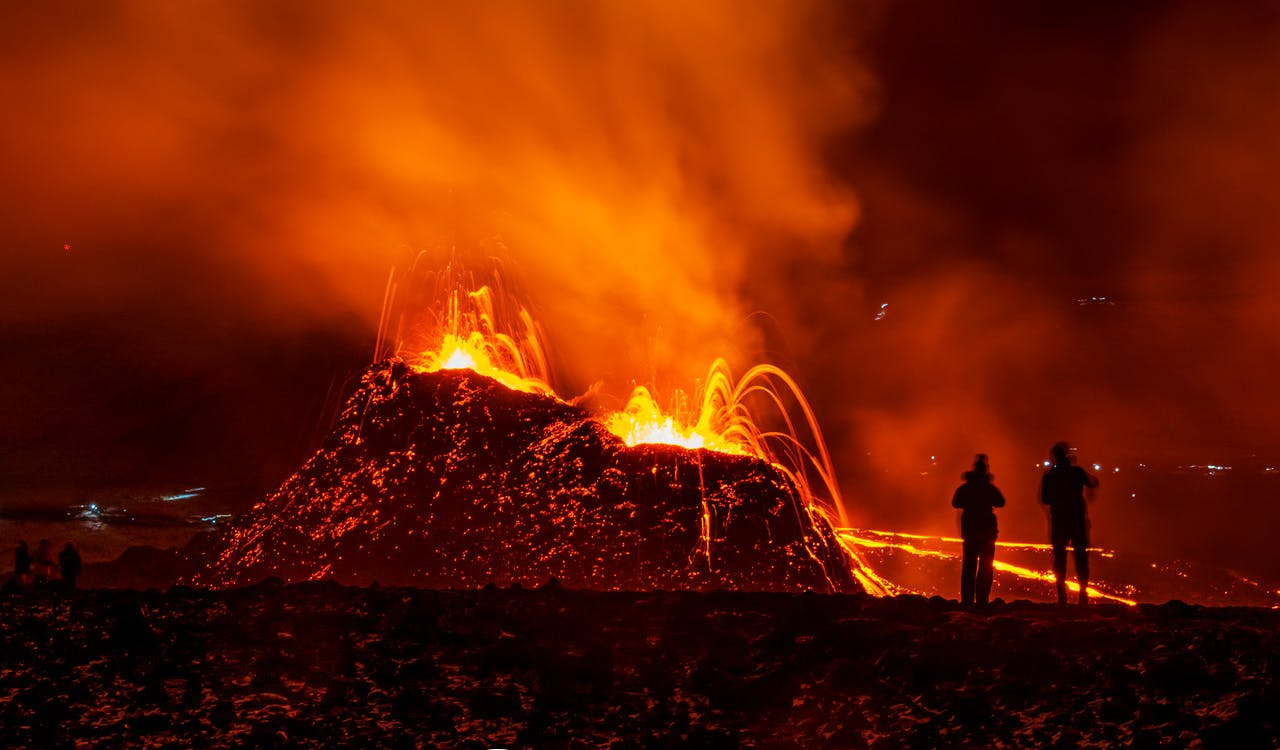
0,1,870,488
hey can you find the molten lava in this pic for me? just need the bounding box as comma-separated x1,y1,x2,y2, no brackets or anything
409,292,854,528
379,266,887,593
390,277,555,396
606,386,743,454
188,361,865,592
189,261,892,595
424,330,549,394
840,529,1139,606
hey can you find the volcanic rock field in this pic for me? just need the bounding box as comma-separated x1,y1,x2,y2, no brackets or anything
3,584,1278,748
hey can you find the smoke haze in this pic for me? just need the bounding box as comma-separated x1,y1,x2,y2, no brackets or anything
2,1,1279,577
812,1,1280,572
0,0,868,488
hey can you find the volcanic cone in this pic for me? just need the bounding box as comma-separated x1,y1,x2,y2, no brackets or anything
188,359,861,592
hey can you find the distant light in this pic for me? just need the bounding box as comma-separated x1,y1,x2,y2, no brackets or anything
1043,461,1051,467
1113,467,1120,473
1092,463,1102,471
88,503,100,515
874,303,890,322
63,243,71,253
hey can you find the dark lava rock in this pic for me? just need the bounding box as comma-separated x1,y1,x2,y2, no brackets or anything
187,360,860,592
1,587,1278,748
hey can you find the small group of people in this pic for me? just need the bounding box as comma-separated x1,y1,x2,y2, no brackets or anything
10,539,82,591
951,441,1097,606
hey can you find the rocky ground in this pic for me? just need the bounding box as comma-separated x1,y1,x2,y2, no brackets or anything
2,584,1278,749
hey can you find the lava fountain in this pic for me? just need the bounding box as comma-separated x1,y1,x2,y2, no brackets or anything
190,259,888,594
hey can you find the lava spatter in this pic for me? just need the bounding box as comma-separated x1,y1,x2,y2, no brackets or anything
188,359,863,593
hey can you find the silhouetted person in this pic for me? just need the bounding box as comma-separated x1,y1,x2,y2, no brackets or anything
14,541,32,587
951,454,1006,605
59,542,82,591
32,539,55,587
1041,442,1099,605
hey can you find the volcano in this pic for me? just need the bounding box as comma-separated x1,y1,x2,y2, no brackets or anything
187,360,862,592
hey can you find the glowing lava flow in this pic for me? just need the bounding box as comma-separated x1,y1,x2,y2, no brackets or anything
840,528,1138,606
849,529,1118,559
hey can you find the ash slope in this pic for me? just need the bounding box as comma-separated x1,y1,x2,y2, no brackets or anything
188,360,859,592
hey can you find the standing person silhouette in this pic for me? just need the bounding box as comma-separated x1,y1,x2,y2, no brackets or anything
14,541,32,587
1041,442,1099,605
32,539,55,587
59,542,82,591
951,454,1006,606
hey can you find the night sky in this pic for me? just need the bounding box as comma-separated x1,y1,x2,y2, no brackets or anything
3,1,1278,569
